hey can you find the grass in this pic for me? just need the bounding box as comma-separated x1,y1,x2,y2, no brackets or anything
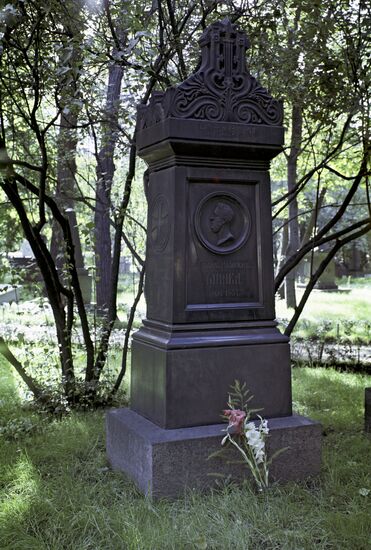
276,285,371,345
276,286,371,323
1,358,370,549
2,279,369,348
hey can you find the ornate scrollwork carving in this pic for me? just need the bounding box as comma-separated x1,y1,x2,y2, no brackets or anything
138,19,283,129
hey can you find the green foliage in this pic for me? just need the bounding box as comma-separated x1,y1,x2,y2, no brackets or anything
0,360,370,549
278,283,371,369
0,417,41,441
277,284,371,358
292,318,370,345
0,0,369,408
226,379,254,412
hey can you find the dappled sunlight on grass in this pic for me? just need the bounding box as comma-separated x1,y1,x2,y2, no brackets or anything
2,453,39,502
276,286,371,323
0,359,20,410
292,366,370,430
0,454,40,548
1,359,370,548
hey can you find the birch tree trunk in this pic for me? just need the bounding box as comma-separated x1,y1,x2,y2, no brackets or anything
51,109,84,270
94,60,124,310
50,2,85,272
276,220,288,299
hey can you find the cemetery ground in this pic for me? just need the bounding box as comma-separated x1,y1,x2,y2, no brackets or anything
0,278,370,549
0,362,370,549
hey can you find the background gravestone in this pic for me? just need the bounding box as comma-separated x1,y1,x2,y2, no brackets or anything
313,249,338,291
8,239,41,284
106,19,321,498
7,238,92,303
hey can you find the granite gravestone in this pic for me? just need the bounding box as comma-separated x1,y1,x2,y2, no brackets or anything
64,210,92,304
313,250,339,291
106,19,321,498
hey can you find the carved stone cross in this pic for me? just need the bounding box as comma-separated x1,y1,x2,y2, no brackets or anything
139,18,283,126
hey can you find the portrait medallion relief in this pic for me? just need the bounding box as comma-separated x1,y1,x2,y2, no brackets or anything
194,192,251,254
150,194,170,252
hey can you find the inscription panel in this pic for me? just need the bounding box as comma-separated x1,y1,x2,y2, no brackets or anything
198,122,257,141
186,181,261,309
201,260,256,302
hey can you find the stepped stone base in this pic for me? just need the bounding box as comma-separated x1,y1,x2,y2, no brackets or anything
106,408,322,499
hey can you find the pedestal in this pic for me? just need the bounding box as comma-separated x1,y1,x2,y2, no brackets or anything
106,408,322,499
131,321,292,428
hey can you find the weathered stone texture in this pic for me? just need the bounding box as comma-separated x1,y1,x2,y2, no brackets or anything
107,408,322,499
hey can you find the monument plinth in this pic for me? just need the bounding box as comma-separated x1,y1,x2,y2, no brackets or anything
106,19,321,498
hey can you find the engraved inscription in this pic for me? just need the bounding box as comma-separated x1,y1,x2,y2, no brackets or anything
208,271,243,298
195,192,250,255
201,260,255,300
208,271,241,286
202,261,248,301
198,122,257,140
150,195,170,252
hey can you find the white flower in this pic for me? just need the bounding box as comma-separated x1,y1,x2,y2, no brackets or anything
258,417,269,435
246,430,260,445
245,422,258,436
244,419,267,463
255,449,265,463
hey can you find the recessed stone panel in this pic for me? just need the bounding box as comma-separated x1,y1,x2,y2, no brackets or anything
186,180,261,310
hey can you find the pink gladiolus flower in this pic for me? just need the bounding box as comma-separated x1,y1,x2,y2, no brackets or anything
223,409,246,434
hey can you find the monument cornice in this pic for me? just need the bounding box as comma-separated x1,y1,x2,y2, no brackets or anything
147,155,271,173
137,118,284,159
132,321,289,351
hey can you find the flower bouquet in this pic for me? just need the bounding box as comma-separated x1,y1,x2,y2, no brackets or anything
215,380,287,492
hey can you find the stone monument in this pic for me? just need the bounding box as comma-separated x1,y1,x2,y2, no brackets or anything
312,249,339,291
106,19,321,498
64,210,92,305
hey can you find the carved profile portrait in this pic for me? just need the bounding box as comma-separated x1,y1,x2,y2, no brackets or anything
195,191,251,255
209,201,235,245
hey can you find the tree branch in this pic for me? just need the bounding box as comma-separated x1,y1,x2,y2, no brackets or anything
0,336,43,400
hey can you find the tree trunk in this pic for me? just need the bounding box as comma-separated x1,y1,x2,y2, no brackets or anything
51,109,84,270
300,188,327,247
276,220,288,299
50,4,85,272
1,177,77,402
0,336,43,400
285,103,302,308
94,61,124,310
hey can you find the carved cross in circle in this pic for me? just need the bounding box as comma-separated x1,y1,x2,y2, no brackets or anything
151,195,170,251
